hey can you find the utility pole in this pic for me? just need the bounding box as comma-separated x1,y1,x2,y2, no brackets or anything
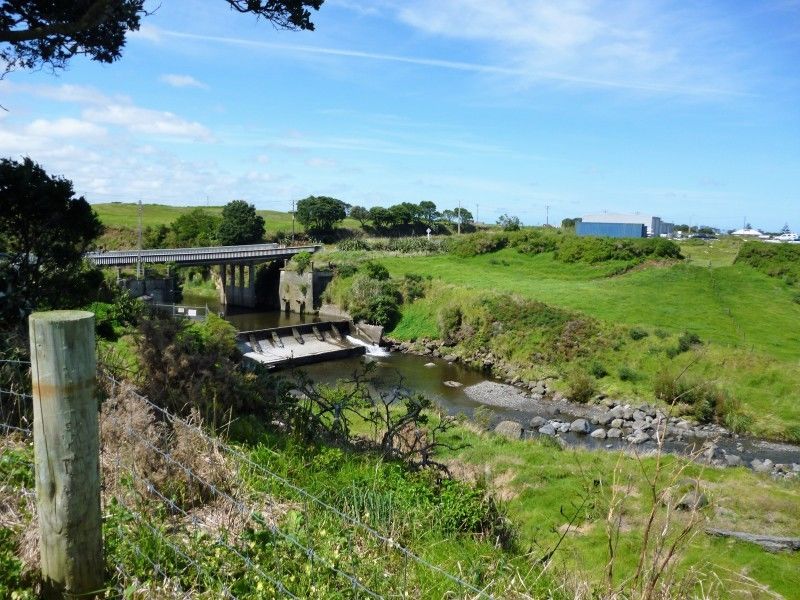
136,198,143,279
545,205,550,227
476,203,479,225
458,200,462,235
291,199,296,245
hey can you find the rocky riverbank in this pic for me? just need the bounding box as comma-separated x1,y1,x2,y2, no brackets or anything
385,339,800,480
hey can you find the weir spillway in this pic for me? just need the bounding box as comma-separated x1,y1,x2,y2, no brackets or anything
236,320,367,369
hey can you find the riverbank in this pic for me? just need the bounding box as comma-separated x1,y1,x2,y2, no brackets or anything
381,339,800,478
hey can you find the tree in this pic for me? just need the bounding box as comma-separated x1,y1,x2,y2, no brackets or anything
418,201,439,226
0,0,324,72
453,207,474,225
295,196,347,234
217,200,265,246
561,217,581,229
349,205,370,227
0,157,104,322
168,208,220,248
369,206,393,229
497,214,521,231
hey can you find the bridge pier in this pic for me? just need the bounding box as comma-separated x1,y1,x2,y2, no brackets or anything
219,262,258,308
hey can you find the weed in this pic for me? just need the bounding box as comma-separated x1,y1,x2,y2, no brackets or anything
589,361,608,379
617,365,640,382
568,370,596,403
629,327,649,341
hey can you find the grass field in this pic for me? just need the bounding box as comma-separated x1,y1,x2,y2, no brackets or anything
92,201,363,242
437,425,800,598
324,244,800,439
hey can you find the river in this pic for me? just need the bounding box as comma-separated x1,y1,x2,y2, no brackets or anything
189,298,800,470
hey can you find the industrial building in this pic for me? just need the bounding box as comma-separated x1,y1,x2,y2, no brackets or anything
575,222,647,238
579,213,674,237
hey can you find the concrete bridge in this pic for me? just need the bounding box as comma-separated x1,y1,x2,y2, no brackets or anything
86,243,320,308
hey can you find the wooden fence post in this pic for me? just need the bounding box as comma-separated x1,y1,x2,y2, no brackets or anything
29,310,103,598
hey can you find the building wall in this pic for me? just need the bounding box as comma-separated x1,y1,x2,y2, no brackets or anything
576,222,647,238
581,213,674,237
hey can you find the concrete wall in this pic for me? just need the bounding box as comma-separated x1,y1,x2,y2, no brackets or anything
279,268,334,314
121,276,176,303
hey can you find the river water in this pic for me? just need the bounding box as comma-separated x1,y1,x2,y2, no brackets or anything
193,300,800,469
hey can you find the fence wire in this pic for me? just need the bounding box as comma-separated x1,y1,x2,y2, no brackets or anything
0,363,495,599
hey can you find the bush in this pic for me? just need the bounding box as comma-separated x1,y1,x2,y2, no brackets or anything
348,275,401,327
335,263,358,278
554,236,682,264
567,370,596,403
437,306,463,341
734,241,800,285
629,327,649,341
401,273,428,302
291,251,313,274
617,365,639,382
336,238,371,251
653,369,728,424
588,361,608,379
445,232,507,258
363,261,390,281
677,331,702,353
507,229,559,255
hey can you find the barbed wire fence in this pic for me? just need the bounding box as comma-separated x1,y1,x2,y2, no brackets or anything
0,357,498,599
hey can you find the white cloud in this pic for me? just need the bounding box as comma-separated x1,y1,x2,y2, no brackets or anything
83,104,212,141
26,118,107,139
305,157,338,168
160,74,209,89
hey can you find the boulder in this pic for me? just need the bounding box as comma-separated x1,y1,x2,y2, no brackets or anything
632,409,646,421
751,458,774,473
494,420,523,440
424,362,436,368
629,431,650,444
559,423,570,433
606,428,623,438
610,418,624,429
529,416,547,429
596,412,614,426
443,354,458,363
724,454,742,467
569,419,591,434
443,380,463,388
538,424,556,436
676,490,708,511
590,428,607,439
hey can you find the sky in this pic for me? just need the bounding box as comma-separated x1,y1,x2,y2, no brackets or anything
0,1,798,230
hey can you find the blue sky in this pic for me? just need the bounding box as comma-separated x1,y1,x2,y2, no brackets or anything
0,0,798,230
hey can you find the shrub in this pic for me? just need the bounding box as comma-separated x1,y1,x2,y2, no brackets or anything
437,306,463,341
363,261,390,281
677,331,702,353
348,275,401,327
291,251,312,274
445,232,507,257
497,214,521,231
567,370,596,403
336,238,371,251
507,229,559,255
588,361,608,379
653,369,728,424
734,241,800,285
629,327,649,341
554,236,682,264
617,365,639,382
401,273,428,302
335,263,358,278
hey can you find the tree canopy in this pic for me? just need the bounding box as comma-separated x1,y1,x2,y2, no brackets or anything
169,208,220,248
349,205,370,227
0,0,323,71
296,196,347,235
0,157,104,322
217,200,265,246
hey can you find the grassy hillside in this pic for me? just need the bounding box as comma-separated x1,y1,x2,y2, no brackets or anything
323,242,800,439
92,201,363,245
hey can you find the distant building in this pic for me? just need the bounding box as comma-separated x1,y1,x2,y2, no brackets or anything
730,228,764,237
581,213,674,237
575,222,647,238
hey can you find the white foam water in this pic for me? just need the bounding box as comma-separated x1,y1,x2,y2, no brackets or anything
345,335,391,357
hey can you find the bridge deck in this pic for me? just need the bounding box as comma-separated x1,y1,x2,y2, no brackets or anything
86,243,320,267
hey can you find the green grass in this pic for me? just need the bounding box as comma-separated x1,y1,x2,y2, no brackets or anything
323,247,800,438
92,202,363,241
436,425,800,598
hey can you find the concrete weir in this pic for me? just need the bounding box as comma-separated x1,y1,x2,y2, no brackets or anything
237,320,366,369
